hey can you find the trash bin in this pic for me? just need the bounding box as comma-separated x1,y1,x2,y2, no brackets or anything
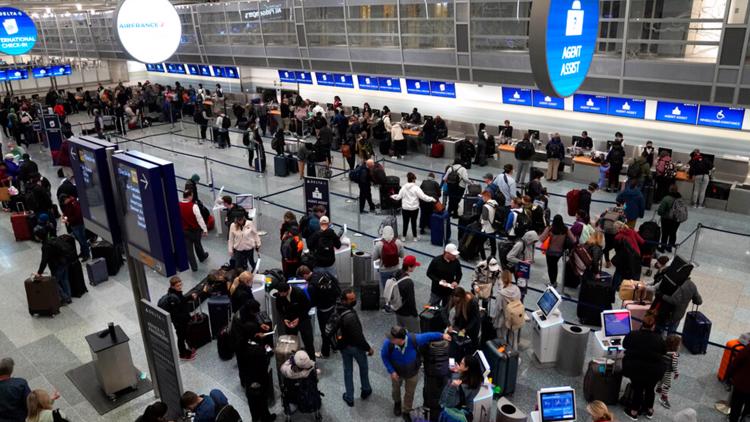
556,323,590,376
352,250,372,288
496,397,528,422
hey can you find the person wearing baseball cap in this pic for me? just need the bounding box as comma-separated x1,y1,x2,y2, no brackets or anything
385,255,421,334
307,214,342,279
426,244,462,307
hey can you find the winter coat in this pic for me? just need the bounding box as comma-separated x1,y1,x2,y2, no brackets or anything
616,186,646,221
507,230,539,265
391,182,435,211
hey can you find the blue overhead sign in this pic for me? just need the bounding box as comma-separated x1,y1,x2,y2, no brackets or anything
212,66,225,78
429,81,456,98
278,69,295,83
608,97,646,119
502,87,532,106
357,75,379,91
573,94,607,114
333,73,354,88
187,64,199,75
378,77,401,93
6,68,27,80
0,7,38,56
31,67,49,78
224,66,239,79
405,79,431,96
655,101,699,125
532,90,564,109
697,105,745,130
315,72,335,87
146,63,164,72
529,0,599,97
165,63,185,74
48,65,69,77
295,71,313,84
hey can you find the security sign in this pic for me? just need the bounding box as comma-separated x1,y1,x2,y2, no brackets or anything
529,0,599,98
0,7,37,56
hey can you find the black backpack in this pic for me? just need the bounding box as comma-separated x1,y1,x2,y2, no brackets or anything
324,308,352,351
373,120,386,139
214,404,242,422
445,165,460,185
157,292,179,314
193,109,204,124
512,210,533,237
221,116,231,129
608,147,624,166
51,235,78,264
316,273,340,299
515,140,535,160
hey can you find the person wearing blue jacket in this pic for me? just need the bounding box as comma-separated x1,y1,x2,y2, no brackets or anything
381,326,451,421
180,389,228,422
616,179,646,228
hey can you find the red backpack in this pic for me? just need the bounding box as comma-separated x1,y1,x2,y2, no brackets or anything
566,189,580,217
381,239,399,267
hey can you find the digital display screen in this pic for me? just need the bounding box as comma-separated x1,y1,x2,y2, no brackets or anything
429,81,456,98
697,105,745,130
502,87,532,106
532,90,564,110
224,66,239,79
333,73,354,88
78,148,108,231
405,79,431,95
573,94,607,114
146,63,165,72
608,97,646,119
378,77,401,92
47,65,68,77
0,70,7,81
655,101,699,125
540,390,576,421
63,64,72,75
212,65,225,78
198,65,211,76
115,162,151,252
537,289,560,316
7,69,28,80
316,72,335,86
603,311,632,337
295,71,313,84
165,63,186,74
32,67,49,78
278,69,296,83
187,64,200,75
357,75,379,91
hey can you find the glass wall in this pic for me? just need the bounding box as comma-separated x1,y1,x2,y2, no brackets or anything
347,5,400,48
470,0,530,52
305,6,347,47
400,2,454,49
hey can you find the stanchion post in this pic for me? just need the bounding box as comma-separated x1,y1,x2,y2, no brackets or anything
690,223,702,265
203,156,210,182
443,217,449,248
256,200,268,237
354,199,362,237
346,179,354,204
341,155,348,181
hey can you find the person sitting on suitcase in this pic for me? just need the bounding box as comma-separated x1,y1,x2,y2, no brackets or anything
158,277,198,361
427,244,463,307
180,390,229,422
381,326,452,422
654,276,702,334
622,312,667,421
275,281,317,361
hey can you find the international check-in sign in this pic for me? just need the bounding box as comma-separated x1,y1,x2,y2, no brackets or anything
529,0,599,97
0,7,37,56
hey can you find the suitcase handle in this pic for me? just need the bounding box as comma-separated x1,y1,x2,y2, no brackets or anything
16,202,26,213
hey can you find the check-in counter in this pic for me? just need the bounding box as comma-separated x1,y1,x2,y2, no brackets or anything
403,128,423,152
571,156,601,183
440,137,461,160
727,183,750,215
496,144,516,169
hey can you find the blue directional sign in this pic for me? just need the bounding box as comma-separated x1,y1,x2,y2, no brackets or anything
573,94,607,114
532,90,564,109
333,74,354,88
502,87,532,106
224,66,239,79
62,64,72,75
68,137,122,245
405,79,431,96
0,70,6,81
198,65,211,76
32,67,49,78
697,105,745,130
6,68,27,80
146,63,164,72
608,97,646,119
429,81,456,98
48,65,68,77
212,66,225,78
529,0,599,97
0,7,38,55
112,151,188,277
165,63,186,74
187,64,200,75
315,72,335,87
357,75,379,91
295,71,313,84
278,69,295,82
378,77,401,93
655,101,699,125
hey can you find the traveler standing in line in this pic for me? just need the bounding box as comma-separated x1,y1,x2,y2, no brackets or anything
299,265,341,358
372,226,404,289
227,214,261,271
280,97,291,132
578,182,598,218
381,326,452,421
622,313,666,421
493,164,516,207
478,190,498,260
545,134,565,181
726,344,750,422
179,190,209,272
656,276,702,334
617,179,646,228
59,194,90,260
657,184,686,253
389,255,421,333
597,201,626,268
275,281,316,361
25,389,65,422
443,159,471,218
654,150,676,202
391,172,436,242
490,270,522,348
442,287,481,355
307,216,342,278
606,140,626,192
158,277,197,361
337,288,374,407
419,172,441,234
514,133,536,186
354,159,376,214
538,215,576,288
688,149,712,208
0,358,31,422
391,119,406,159
427,244,463,307
197,104,210,144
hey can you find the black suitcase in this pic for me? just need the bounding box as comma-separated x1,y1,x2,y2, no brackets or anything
69,261,88,298
360,283,380,311
217,326,234,360
91,241,122,276
306,161,316,177
86,258,109,286
462,196,481,217
457,214,479,240
25,276,61,316
423,373,449,419
424,340,450,378
577,272,614,326
583,360,623,404
286,155,298,174
682,305,711,354
458,221,483,261
274,155,288,177
380,176,401,211
466,183,482,197
187,311,212,349
482,339,519,396
655,254,693,296
420,307,446,333
207,295,232,338
642,180,654,210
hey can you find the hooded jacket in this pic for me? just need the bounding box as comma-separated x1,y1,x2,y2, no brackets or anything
490,281,521,329
480,199,498,233
507,230,539,265
391,182,435,211
660,278,702,325
372,226,404,273
616,186,646,221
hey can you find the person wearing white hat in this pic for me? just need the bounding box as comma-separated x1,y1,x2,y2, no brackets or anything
426,244,462,307
307,215,342,279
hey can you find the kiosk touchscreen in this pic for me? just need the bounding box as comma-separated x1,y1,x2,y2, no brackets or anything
601,310,632,345
535,387,576,422
536,287,562,320
532,287,564,363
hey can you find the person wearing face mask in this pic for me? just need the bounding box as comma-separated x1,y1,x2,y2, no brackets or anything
275,281,316,361
336,289,374,407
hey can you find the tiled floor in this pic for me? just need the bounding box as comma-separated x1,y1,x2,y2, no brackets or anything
0,115,745,421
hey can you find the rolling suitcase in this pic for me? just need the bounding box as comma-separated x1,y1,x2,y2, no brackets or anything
274,155,289,177
682,305,711,354
457,222,482,261
430,143,444,158
462,196,481,217
274,335,300,374
577,272,614,326
424,340,450,378
457,214,479,240
91,241,122,275
360,283,380,311
482,339,519,396
420,307,447,333
583,359,622,404
286,155,298,174
254,156,266,173
187,305,212,349
622,299,651,330
430,211,451,246
86,258,109,286
69,261,88,298
423,374,449,420
718,339,746,382
11,204,33,241
207,295,232,338
380,176,401,210
217,324,235,360
25,275,61,316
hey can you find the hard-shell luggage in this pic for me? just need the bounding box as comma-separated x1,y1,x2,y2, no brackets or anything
254,156,266,173
462,196,481,217
482,339,519,396
420,307,447,333
286,155,298,173
431,143,444,158
69,261,88,298
457,221,482,261
424,340,450,378
208,295,232,339
274,155,289,177
11,204,33,241
566,189,580,217
577,272,614,326
423,374,449,421
86,258,108,286
718,339,746,382
623,299,652,330
274,335,300,374
91,240,122,275
654,254,693,296
217,325,234,360
430,211,451,246
457,214,479,241
682,305,711,354
187,307,211,349
583,359,623,404
25,275,61,316
360,283,380,311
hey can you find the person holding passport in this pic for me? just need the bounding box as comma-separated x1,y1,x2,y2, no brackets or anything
426,244,463,307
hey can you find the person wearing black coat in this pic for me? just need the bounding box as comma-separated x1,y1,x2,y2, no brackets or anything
393,257,420,334
160,277,197,360
419,173,441,234
337,288,374,407
299,265,341,358
422,117,436,146
442,287,480,357
622,313,667,420
275,281,316,360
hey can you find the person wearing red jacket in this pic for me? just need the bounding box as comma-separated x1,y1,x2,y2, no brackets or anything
615,222,645,256
727,346,750,422
60,194,89,260
179,190,208,271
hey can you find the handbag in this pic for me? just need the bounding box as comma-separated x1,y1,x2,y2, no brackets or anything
540,237,550,255
434,200,445,213
0,186,9,202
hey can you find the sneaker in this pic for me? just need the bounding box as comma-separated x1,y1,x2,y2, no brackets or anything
180,351,197,361
625,410,639,421
199,253,209,263
361,389,372,400
394,402,402,416
342,394,354,407
315,352,323,358
644,408,654,419
659,396,671,409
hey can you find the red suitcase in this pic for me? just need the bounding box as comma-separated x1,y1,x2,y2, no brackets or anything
430,142,444,158
11,204,33,241
25,276,61,316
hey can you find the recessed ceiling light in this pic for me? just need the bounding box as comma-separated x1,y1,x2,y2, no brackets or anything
45,7,51,14
76,4,82,11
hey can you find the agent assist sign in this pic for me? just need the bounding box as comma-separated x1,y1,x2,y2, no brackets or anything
529,0,599,98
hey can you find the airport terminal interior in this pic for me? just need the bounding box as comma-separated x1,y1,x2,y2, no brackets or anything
1,0,750,421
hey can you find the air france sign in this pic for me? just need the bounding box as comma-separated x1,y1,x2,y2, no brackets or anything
116,0,182,64
0,8,37,56
529,0,599,97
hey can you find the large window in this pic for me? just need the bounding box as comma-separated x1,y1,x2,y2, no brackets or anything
470,0,530,52
304,6,346,47
347,5,399,48
400,2,454,49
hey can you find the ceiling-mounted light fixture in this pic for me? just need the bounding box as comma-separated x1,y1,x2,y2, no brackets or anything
76,4,82,11
45,7,51,14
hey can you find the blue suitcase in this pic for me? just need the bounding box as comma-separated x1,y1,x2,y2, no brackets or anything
430,211,451,246
86,258,109,286
682,305,711,354
207,295,232,339
274,154,288,177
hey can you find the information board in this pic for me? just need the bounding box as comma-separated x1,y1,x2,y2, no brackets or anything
532,90,564,109
406,79,431,96
573,94,607,114
316,72,335,87
7,68,27,80
357,75,379,91
303,177,330,220
607,97,646,119
32,67,49,78
378,77,401,93
502,87,532,106
0,7,38,56
140,299,183,420
295,71,313,84
334,74,354,89
278,69,296,83
212,65,225,78
655,101,699,125
429,81,456,98
224,66,239,79
145,63,164,72
165,63,185,74
186,64,199,76
697,105,745,130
